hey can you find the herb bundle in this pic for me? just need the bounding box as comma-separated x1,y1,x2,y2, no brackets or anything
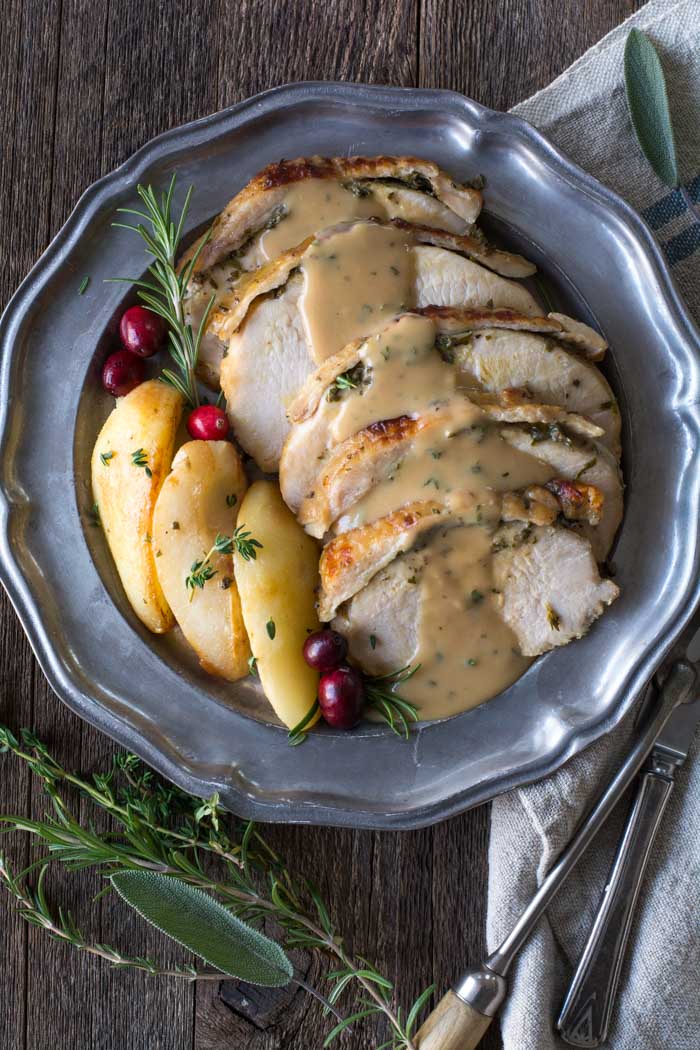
0,727,433,1048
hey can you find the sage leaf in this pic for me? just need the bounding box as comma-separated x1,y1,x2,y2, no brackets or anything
624,28,679,188
110,871,293,986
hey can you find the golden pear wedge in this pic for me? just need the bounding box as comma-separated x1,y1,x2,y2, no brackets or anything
91,380,184,633
153,440,250,680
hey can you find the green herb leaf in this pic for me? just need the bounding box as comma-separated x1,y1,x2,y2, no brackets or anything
131,448,152,478
225,493,237,508
78,276,90,295
546,603,561,631
110,871,293,986
624,29,679,188
405,983,436,1037
100,451,114,467
266,618,276,640
364,664,420,739
248,655,258,676
233,525,263,562
288,700,320,747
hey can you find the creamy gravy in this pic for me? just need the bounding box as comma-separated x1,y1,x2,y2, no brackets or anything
317,312,558,718
299,224,414,362
260,179,382,261
402,526,532,717
328,314,453,442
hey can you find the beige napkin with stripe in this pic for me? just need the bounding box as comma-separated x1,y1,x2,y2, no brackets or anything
487,3,700,1047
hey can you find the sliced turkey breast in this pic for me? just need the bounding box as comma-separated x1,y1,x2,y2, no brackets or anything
297,402,474,537
181,156,498,376
296,398,603,538
180,155,484,277
220,279,310,472
318,498,469,622
222,271,543,472
492,524,619,656
333,522,617,672
500,427,623,559
281,310,611,515
209,224,539,348
332,552,425,676
420,305,607,362
288,307,609,427
436,327,619,456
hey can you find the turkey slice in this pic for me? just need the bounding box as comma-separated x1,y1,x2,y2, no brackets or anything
492,524,619,656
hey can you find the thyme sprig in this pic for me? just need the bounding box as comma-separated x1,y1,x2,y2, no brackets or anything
131,447,152,477
365,664,421,739
0,727,432,1047
110,175,214,408
185,527,262,597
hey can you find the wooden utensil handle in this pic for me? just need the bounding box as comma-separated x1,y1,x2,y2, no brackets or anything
414,990,493,1050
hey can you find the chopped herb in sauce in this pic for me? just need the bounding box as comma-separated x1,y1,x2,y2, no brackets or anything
266,618,276,640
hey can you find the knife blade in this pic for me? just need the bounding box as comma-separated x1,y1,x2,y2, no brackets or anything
652,687,700,766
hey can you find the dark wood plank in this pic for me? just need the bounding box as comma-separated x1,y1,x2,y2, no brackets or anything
216,0,418,107
0,2,63,1046
420,0,643,109
0,16,33,1048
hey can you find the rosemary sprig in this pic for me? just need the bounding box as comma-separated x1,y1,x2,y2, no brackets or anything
185,527,262,597
110,175,215,408
0,727,432,1048
0,857,200,979
287,700,320,747
365,664,421,739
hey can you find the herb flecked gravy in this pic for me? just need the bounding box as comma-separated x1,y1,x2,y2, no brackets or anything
267,184,557,716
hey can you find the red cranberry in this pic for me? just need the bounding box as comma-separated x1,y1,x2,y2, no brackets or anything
318,666,365,730
303,630,348,672
187,405,230,441
119,305,166,358
102,350,145,397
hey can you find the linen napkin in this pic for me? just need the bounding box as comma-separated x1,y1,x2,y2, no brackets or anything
487,3,700,1048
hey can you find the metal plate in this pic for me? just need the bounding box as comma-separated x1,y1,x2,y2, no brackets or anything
1,83,699,830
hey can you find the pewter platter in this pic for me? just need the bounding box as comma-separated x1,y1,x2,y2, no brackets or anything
1,83,699,829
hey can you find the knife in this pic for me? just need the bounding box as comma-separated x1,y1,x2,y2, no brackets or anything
557,683,700,1046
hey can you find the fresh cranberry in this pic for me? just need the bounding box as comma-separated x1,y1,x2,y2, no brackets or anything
303,630,348,672
119,305,166,358
187,405,230,441
318,667,365,730
102,350,145,397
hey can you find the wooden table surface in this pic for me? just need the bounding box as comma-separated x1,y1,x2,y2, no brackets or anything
0,2,642,1047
